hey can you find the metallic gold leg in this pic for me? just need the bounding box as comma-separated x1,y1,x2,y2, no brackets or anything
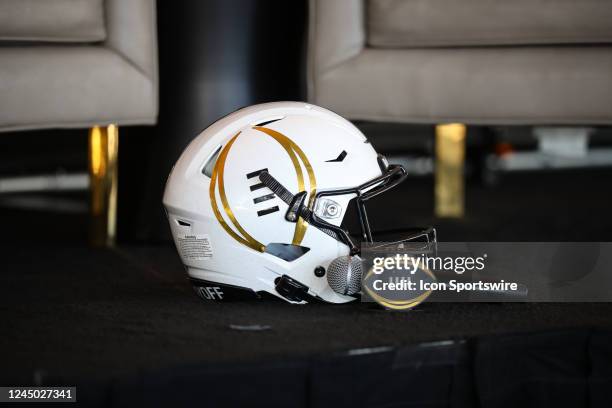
435,123,466,218
89,125,119,247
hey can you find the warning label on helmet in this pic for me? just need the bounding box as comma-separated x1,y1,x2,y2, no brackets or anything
177,234,213,260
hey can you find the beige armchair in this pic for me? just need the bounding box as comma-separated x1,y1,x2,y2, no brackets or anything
308,0,612,216
0,0,158,245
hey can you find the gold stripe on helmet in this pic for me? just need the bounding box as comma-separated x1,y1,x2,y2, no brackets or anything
253,126,317,246
210,127,317,251
282,134,317,244
210,132,265,252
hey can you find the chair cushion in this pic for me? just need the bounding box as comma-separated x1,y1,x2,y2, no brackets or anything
368,0,612,47
0,0,105,42
0,46,157,131
310,46,612,125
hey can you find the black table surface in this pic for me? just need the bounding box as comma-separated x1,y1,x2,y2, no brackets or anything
2,244,612,384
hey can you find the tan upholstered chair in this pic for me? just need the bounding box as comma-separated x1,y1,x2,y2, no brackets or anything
0,0,158,245
307,0,612,216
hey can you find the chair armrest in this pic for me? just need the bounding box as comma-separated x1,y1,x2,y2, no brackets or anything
104,0,158,82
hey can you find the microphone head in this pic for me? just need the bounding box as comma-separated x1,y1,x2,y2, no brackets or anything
327,256,362,296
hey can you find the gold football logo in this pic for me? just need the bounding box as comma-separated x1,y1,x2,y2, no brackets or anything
209,126,316,252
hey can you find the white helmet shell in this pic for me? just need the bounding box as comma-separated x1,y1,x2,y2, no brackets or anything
163,102,385,303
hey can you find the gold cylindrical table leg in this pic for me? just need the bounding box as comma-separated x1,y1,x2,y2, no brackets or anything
88,125,119,247
435,123,466,218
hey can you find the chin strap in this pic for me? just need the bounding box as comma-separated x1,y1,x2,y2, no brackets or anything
258,170,344,243
258,170,294,204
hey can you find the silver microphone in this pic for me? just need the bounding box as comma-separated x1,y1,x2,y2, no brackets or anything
326,256,362,296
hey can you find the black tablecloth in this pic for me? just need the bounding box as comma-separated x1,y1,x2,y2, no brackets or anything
2,245,612,407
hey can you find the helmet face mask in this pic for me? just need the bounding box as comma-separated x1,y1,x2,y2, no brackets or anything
163,102,434,304
300,163,410,255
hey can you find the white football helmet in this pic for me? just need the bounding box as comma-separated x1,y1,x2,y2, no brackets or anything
163,102,434,304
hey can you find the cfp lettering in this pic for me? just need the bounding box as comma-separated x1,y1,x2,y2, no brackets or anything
198,286,224,300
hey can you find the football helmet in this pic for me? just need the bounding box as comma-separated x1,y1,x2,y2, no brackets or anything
163,102,435,304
